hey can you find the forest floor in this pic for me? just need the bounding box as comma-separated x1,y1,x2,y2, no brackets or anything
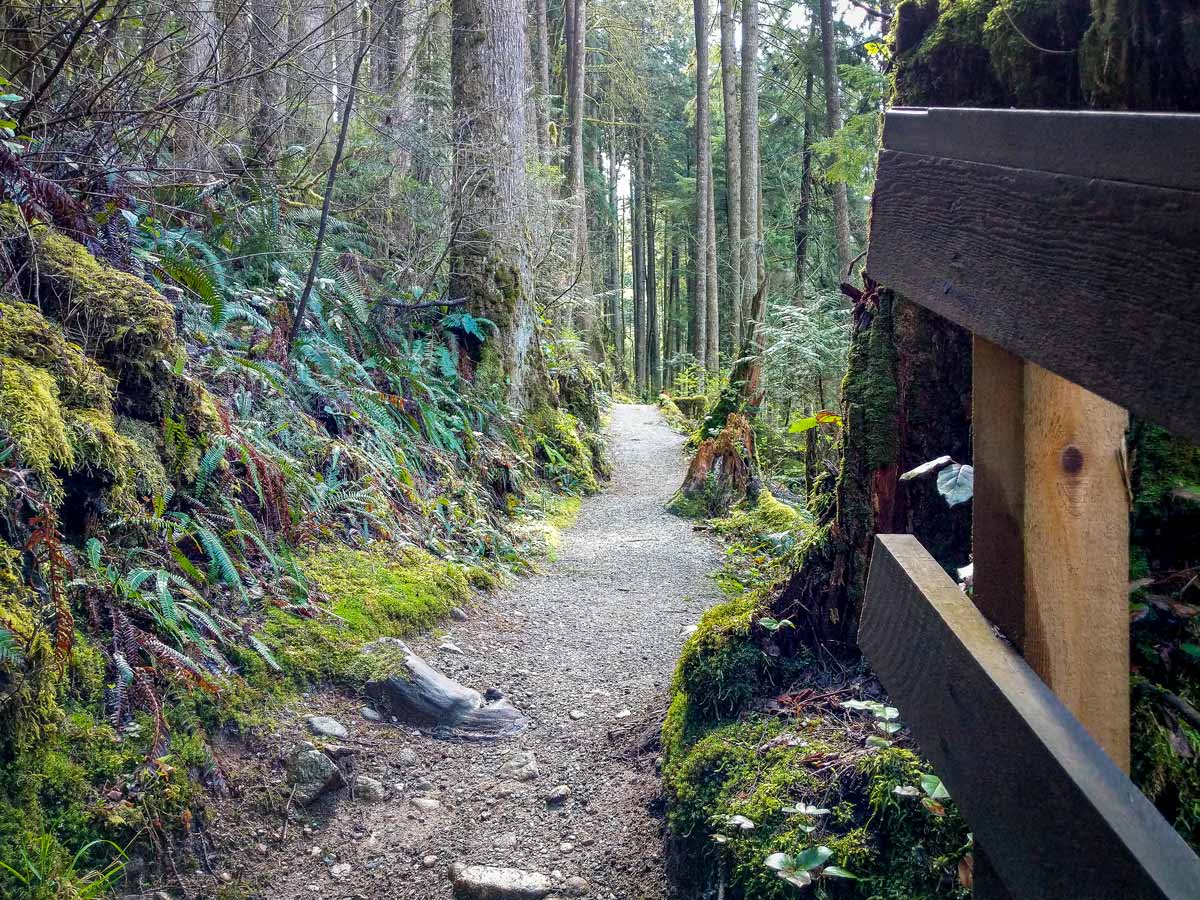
183,403,725,900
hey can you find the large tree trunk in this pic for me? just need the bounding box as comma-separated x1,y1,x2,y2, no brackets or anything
450,0,550,409
690,0,710,375
819,0,851,276
738,0,760,327
564,0,593,347
719,0,742,352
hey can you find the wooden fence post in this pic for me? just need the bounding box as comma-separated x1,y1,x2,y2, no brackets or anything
971,337,1130,897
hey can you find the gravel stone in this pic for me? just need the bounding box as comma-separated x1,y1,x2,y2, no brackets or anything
307,716,348,739
450,865,552,899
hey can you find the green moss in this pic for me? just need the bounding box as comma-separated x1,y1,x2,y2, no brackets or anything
673,593,781,726
527,405,602,494
840,290,900,474
714,492,805,545
0,204,177,403
0,575,62,756
0,356,75,496
663,706,970,900
263,545,472,685
891,0,1008,107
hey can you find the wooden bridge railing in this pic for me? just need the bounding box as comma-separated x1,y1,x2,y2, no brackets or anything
860,107,1200,899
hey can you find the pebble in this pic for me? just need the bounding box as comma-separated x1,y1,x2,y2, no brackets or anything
502,750,540,782
361,706,382,722
568,709,586,720
307,716,349,739
563,876,591,896
355,775,387,802
395,748,420,768
559,842,574,853
411,797,442,812
422,855,439,868
450,607,469,621
439,642,464,655
546,784,572,805
495,832,518,850
614,709,632,720
330,862,351,879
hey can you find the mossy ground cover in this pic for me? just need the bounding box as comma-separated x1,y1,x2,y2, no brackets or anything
662,488,970,900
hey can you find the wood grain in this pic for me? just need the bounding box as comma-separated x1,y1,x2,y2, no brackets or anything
867,149,1200,442
883,107,1200,191
1022,362,1130,768
859,535,1200,900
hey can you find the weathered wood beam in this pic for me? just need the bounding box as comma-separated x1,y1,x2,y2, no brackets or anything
866,108,1200,443
859,534,1200,900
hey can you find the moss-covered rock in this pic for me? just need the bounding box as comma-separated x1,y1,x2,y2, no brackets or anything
263,545,474,684
526,405,604,494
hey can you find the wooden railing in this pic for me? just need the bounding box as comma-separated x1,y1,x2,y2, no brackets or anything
859,107,1200,899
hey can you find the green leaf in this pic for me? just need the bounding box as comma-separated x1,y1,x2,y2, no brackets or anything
765,852,792,872
822,866,859,880
937,463,974,507
1180,643,1200,660
920,773,951,800
793,845,834,871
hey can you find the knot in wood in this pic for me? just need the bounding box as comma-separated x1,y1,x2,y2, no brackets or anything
1061,444,1084,474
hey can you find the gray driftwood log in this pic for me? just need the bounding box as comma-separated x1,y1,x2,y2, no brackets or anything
361,638,527,739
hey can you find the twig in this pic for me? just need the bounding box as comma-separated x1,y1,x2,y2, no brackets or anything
374,297,469,312
288,22,376,349
279,785,298,843
17,0,110,127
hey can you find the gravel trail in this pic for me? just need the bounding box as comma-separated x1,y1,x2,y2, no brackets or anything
202,403,724,899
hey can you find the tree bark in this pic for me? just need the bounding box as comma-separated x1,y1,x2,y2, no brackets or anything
738,0,760,335
645,147,660,394
249,0,286,163
819,0,851,276
632,132,646,394
691,0,710,375
719,0,741,351
793,64,815,305
705,148,719,373
449,0,550,409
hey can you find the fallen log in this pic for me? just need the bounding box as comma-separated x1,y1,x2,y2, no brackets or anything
361,638,527,740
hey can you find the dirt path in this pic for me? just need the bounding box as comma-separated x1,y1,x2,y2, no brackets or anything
203,404,724,899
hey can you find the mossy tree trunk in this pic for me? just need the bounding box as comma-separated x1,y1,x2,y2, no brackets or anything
449,0,552,410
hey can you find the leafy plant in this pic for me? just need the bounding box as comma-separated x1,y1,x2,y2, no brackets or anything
0,837,126,898
765,845,858,888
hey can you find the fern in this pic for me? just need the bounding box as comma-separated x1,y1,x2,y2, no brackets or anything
0,627,22,667
248,634,282,672
194,526,247,603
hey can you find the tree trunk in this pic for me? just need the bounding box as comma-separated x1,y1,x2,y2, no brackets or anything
248,0,285,163
705,151,719,373
532,0,551,162
793,65,815,305
646,151,660,395
719,0,741,351
691,0,710,375
738,0,760,329
632,132,646,394
819,0,851,276
564,0,592,347
608,130,625,382
449,0,550,409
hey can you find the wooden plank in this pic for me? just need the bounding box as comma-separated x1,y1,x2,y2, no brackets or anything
1022,362,1130,768
883,107,1200,192
971,339,1131,768
866,148,1200,443
859,534,1200,900
970,336,1026,647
